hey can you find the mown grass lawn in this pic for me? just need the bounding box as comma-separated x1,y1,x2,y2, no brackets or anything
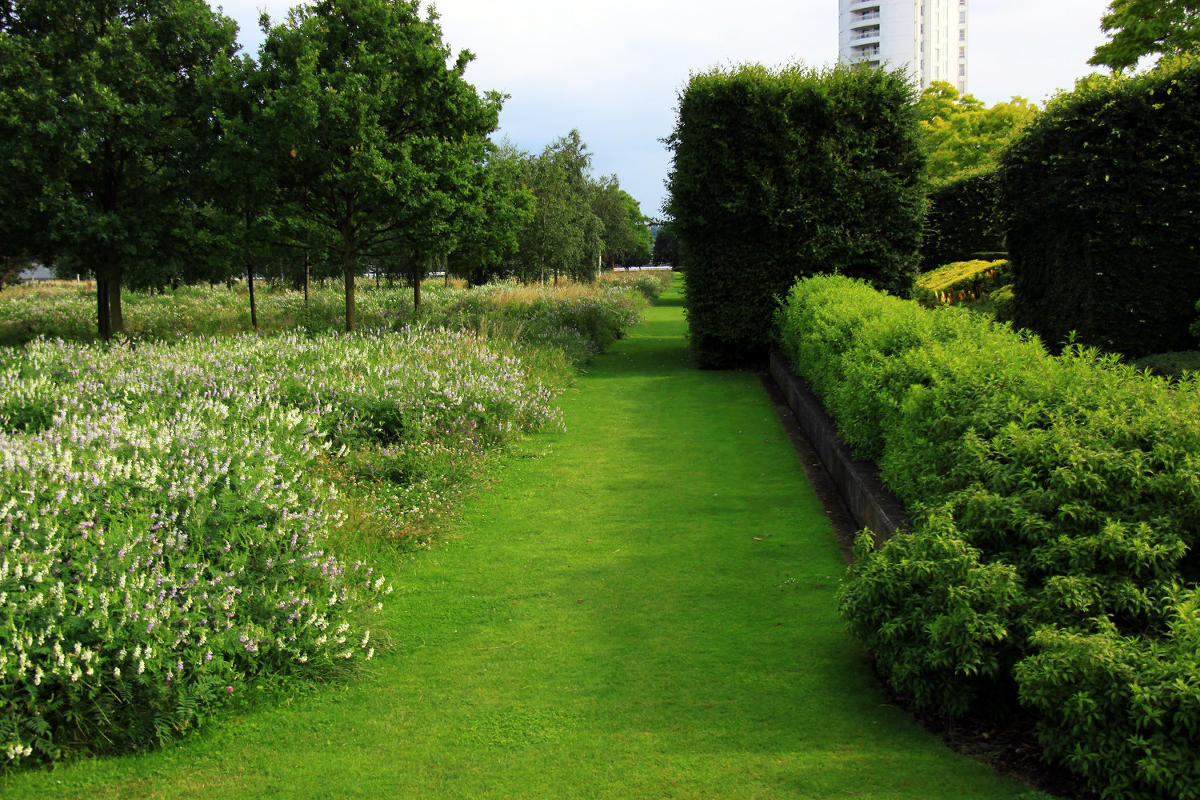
0,279,1051,799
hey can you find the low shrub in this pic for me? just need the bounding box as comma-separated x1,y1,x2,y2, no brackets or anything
1016,597,1200,800
599,270,673,302
1133,350,1200,379
777,274,1200,799
915,259,1009,306
0,279,648,358
839,514,1025,718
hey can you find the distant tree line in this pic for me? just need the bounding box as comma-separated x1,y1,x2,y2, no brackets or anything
0,0,650,337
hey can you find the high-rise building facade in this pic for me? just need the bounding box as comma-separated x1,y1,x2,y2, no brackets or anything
838,0,968,93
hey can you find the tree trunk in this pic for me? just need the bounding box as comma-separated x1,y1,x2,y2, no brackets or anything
96,271,111,340
107,270,124,335
342,220,356,332
247,262,258,331
303,251,310,311
413,270,421,311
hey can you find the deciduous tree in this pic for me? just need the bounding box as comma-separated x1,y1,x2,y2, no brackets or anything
257,0,499,330
915,81,1037,187
1090,0,1200,72
0,0,240,338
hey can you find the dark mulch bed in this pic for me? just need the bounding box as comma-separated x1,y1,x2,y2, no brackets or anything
878,674,1094,799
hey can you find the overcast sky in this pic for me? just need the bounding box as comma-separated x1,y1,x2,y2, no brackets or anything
219,0,1116,220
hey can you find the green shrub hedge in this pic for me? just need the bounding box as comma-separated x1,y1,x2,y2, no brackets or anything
665,63,925,367
777,274,1200,800
998,55,1200,358
920,171,1005,271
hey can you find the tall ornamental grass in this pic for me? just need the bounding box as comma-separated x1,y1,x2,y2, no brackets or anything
777,274,1200,800
0,279,648,356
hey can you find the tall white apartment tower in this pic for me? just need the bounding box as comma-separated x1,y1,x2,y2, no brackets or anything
839,0,968,93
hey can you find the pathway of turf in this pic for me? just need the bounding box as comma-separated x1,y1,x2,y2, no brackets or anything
1,283,1045,799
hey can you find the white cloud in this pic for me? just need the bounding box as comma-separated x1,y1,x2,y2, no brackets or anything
216,0,1118,219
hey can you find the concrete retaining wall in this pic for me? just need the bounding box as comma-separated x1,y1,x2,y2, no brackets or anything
769,349,906,542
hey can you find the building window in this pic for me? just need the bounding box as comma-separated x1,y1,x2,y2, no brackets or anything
960,11,966,23
959,28,965,40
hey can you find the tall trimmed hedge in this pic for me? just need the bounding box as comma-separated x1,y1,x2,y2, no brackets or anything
919,171,1005,270
777,275,1200,800
665,63,925,367
998,56,1200,358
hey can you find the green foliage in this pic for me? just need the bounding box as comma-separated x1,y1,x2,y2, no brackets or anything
665,62,925,367
920,171,1007,270
256,0,500,330
600,270,674,302
839,519,1025,718
1091,0,1200,72
0,278,645,767
509,130,603,285
778,274,1200,798
998,55,1200,358
449,143,536,286
989,283,1017,322
1016,596,1200,800
915,82,1038,187
650,221,681,267
591,177,652,269
1133,349,1200,377
916,259,1009,305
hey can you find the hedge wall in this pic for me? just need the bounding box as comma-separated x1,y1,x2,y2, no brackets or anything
777,275,1200,800
998,56,1200,358
665,63,925,367
919,171,1005,270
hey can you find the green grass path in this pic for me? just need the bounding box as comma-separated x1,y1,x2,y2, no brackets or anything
2,282,1041,799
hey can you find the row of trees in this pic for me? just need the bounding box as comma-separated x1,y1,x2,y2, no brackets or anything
0,0,650,338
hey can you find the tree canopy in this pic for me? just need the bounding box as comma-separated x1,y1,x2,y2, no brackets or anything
0,0,240,337
1090,0,1200,72
257,0,500,328
914,81,1038,186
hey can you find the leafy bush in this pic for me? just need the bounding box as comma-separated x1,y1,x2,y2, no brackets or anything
0,279,648,358
1016,596,1200,800
989,284,1016,322
839,515,1025,718
665,62,925,367
777,274,1200,799
599,270,673,302
998,55,1200,358
430,281,644,366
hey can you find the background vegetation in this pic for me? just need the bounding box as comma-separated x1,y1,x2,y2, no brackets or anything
0,0,652,339
998,54,1200,359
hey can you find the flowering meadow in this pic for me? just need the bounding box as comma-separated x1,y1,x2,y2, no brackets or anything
0,280,649,766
